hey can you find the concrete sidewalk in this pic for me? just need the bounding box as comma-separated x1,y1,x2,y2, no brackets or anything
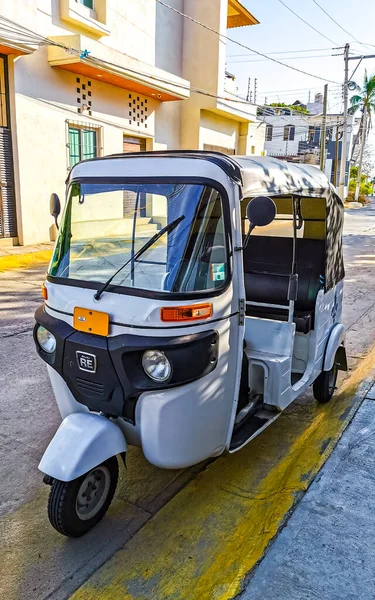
0,242,53,271
241,381,375,600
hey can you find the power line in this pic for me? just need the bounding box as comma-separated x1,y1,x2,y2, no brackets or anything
155,0,341,85
227,47,338,58
276,0,339,46
227,53,342,64
0,17,259,106
310,0,373,53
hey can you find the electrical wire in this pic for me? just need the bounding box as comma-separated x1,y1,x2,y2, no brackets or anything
155,0,341,85
275,0,339,46
227,53,342,64
227,47,338,58
0,16,261,106
0,13,345,109
310,0,373,53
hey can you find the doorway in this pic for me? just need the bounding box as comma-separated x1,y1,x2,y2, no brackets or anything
0,55,16,239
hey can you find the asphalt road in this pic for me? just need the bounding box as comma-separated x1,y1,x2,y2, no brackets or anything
0,199,374,600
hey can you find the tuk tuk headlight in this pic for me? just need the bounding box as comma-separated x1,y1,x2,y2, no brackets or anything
142,349,171,382
36,326,56,354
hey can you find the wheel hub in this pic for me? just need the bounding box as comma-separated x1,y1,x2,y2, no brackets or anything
76,466,111,521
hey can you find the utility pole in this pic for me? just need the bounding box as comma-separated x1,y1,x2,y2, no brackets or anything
333,117,340,188
249,90,253,103
354,108,367,201
338,45,375,199
338,43,350,199
320,84,328,172
246,78,251,102
265,96,267,105
254,78,257,104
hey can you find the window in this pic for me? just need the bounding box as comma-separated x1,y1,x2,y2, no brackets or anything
68,125,99,168
61,0,109,37
283,125,295,141
49,183,229,295
76,0,94,8
265,124,273,141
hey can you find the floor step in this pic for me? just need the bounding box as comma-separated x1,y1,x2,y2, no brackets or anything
229,407,280,453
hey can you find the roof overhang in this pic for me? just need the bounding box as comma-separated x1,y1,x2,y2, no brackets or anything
48,34,190,102
227,0,259,28
0,38,36,56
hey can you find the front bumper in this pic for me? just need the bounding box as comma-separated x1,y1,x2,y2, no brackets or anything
34,305,218,424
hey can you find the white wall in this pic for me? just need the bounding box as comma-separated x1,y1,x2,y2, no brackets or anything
182,0,228,95
200,110,239,151
155,0,183,76
264,115,309,157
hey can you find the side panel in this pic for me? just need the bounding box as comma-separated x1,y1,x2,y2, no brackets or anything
138,313,240,468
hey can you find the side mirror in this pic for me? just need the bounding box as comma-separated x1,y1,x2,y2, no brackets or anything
50,193,61,229
246,196,277,228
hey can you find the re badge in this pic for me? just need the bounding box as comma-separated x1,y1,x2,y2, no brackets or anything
76,351,97,373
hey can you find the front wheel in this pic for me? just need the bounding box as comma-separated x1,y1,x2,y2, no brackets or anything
47,456,119,537
313,363,338,404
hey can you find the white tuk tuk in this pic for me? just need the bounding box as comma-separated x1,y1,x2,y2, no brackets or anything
34,151,347,536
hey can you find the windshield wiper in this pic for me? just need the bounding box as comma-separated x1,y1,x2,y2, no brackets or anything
94,215,185,301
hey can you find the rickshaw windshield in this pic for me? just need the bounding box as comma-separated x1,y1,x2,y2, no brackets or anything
49,181,229,294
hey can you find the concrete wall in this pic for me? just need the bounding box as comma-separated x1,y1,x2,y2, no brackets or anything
200,110,239,151
182,0,227,95
155,0,183,76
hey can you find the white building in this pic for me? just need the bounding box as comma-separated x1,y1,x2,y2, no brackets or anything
0,0,265,246
262,105,355,192
263,109,310,158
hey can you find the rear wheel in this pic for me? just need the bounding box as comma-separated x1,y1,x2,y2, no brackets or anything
313,363,338,404
47,456,119,537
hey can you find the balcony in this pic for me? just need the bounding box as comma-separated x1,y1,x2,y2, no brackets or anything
48,34,190,102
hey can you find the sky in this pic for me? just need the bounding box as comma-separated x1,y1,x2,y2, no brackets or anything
226,0,375,114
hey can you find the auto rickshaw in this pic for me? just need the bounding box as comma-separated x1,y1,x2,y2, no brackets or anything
34,151,347,537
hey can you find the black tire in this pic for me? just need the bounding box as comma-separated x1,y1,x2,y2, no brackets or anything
47,456,119,537
313,363,338,403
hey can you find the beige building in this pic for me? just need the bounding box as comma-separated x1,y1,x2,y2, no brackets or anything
0,0,264,245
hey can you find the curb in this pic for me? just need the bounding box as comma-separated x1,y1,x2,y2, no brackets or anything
71,345,375,600
0,250,52,272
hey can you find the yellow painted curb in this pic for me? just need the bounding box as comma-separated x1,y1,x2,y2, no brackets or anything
0,250,52,272
72,347,375,600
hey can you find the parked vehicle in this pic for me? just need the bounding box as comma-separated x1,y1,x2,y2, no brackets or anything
34,151,347,537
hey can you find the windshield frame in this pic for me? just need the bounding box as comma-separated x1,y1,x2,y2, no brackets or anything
47,176,233,301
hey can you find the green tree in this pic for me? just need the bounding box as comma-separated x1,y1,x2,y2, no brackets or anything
350,70,375,200
268,102,309,114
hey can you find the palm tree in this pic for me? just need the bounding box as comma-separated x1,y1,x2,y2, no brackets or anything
350,71,375,201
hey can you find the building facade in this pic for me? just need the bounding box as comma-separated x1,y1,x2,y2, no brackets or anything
262,105,354,192
0,0,264,246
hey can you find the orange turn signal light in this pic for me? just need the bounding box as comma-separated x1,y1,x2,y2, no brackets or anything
161,303,212,322
42,282,48,300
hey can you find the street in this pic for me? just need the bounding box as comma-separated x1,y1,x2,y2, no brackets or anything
0,200,374,600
